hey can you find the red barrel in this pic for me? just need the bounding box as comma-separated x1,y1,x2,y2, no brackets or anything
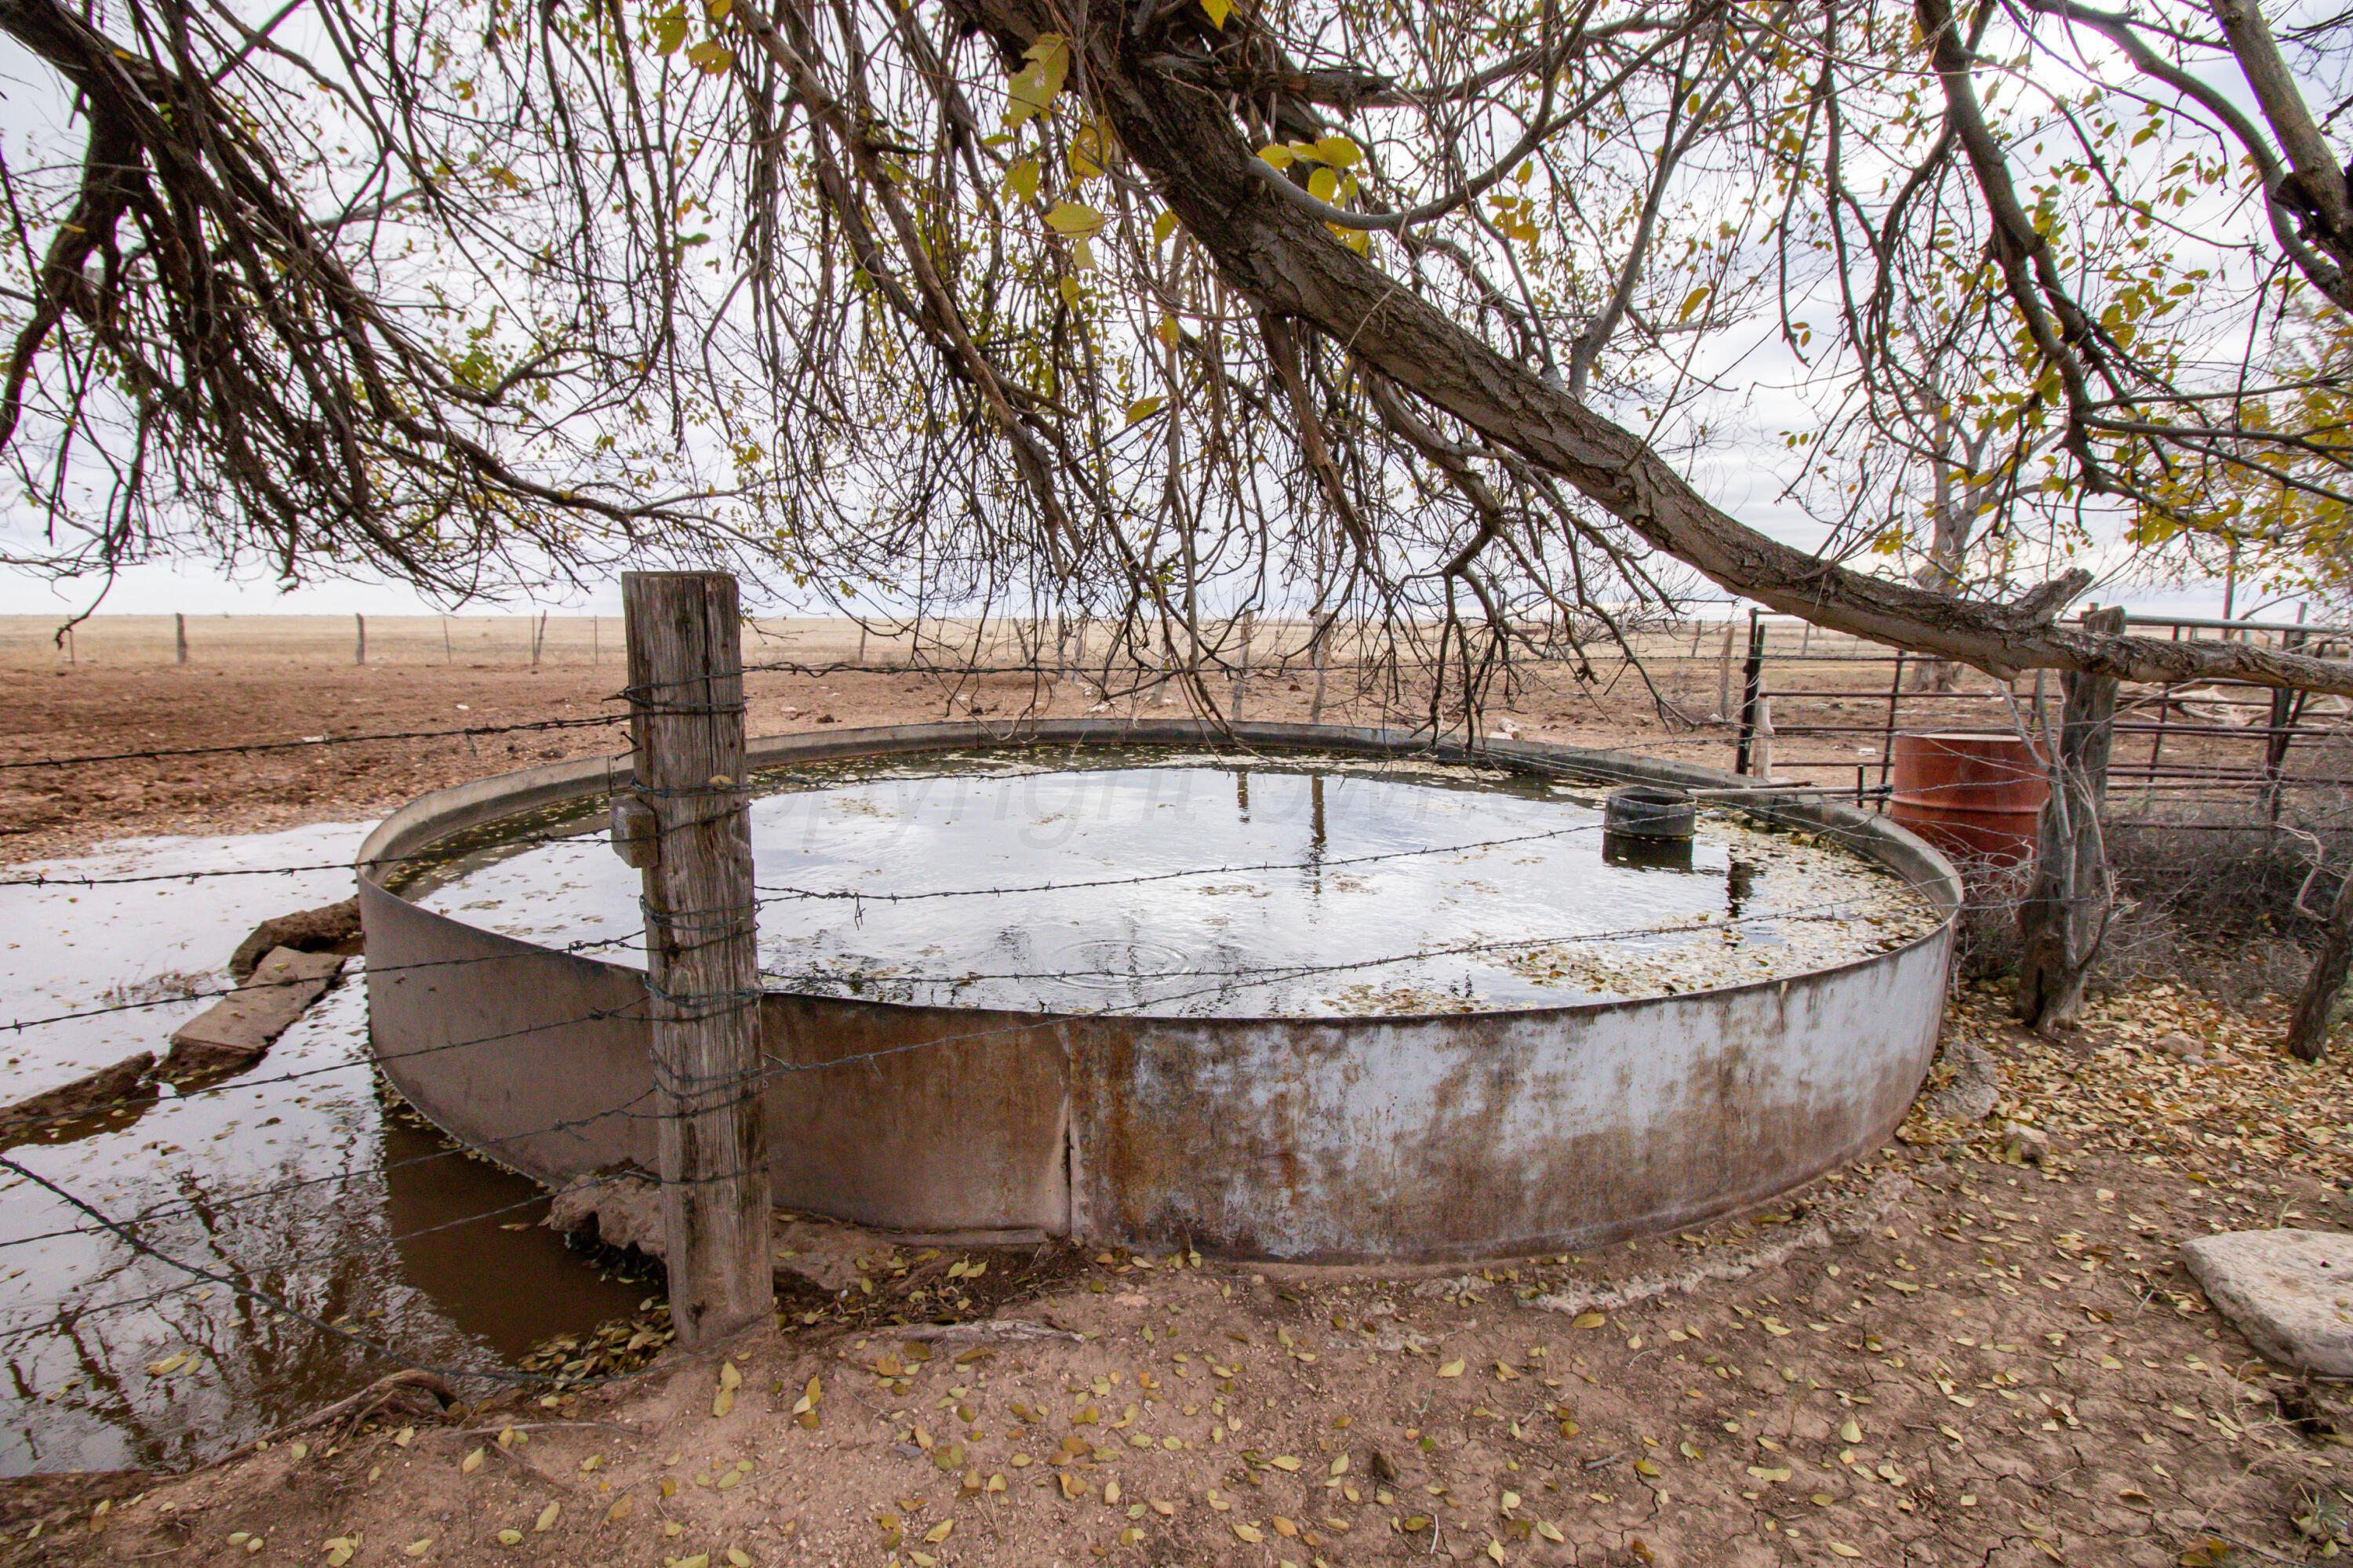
1886,731,2048,865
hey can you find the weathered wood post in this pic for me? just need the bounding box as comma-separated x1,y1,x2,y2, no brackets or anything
355,613,367,666
175,613,188,666
1713,617,1737,720
2015,605,2126,1030
618,570,774,1348
1232,609,1256,722
1733,611,1766,775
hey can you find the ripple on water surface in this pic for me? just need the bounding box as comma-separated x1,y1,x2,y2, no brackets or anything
414,748,1943,1017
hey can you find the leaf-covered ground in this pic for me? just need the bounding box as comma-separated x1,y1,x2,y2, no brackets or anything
10,973,2353,1568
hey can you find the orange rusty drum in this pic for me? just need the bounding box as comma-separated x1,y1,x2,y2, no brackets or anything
1886,731,2048,866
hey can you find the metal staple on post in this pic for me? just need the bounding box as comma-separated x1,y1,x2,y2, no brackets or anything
620,570,774,1348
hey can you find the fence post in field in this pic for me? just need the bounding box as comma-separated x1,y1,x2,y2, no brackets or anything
175,613,188,666
1733,612,1766,775
1232,609,1255,722
620,570,773,1348
1713,617,1737,720
2015,604,2126,1031
355,613,367,666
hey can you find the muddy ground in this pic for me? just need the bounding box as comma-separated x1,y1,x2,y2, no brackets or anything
7,636,2353,1566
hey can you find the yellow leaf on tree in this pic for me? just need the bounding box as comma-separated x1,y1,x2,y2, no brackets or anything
1152,211,1180,246
1004,35,1069,127
1125,396,1166,426
1045,202,1106,238
1201,0,1231,27
1002,158,1039,203
1314,134,1363,167
1678,286,1712,322
1307,166,1339,202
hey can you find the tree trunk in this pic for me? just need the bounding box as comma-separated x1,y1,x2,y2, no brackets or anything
2015,606,2125,1029
2288,868,2353,1060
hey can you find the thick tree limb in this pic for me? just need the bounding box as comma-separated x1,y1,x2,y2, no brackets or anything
939,0,2353,696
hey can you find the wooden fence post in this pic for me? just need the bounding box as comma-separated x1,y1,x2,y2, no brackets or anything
1232,609,1255,722
1714,617,1737,720
175,613,188,666
620,570,774,1348
2015,605,2126,1030
1733,611,1766,774
355,613,367,666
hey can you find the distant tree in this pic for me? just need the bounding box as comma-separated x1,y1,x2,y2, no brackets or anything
2,0,2350,708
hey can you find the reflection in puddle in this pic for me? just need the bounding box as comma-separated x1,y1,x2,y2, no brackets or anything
0,825,651,1475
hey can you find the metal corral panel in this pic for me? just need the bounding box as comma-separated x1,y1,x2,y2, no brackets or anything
357,719,1960,1260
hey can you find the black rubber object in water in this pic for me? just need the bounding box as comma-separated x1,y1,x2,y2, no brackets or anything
1603,784,1697,841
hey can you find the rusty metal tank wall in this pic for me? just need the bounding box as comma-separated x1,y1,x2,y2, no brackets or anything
358,720,1960,1261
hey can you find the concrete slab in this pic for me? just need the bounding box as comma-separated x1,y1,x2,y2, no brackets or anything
2181,1228,2353,1378
163,947,345,1078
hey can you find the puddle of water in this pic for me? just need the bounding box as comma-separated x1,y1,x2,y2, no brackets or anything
419,749,1939,1016
0,824,651,1476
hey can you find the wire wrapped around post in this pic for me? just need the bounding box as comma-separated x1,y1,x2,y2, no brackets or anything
619,570,774,1348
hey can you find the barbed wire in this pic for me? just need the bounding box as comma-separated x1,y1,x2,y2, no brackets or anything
0,714,626,773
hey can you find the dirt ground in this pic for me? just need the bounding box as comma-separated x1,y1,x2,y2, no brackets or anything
0,627,1744,865
1,978,2348,1567
9,624,2353,1566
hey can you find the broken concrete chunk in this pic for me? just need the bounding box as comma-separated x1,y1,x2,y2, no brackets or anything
163,947,345,1079
228,897,362,980
2182,1228,2353,1379
0,1052,156,1143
